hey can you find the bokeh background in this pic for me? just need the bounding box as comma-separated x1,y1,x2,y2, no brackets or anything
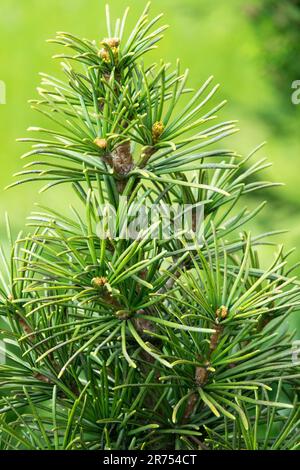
0,0,299,329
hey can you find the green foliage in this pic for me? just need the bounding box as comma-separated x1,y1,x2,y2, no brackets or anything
0,3,299,450
245,0,300,94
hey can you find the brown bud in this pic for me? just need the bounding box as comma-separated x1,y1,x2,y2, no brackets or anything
152,121,165,143
101,37,120,48
216,305,228,320
99,48,110,63
99,38,120,63
91,276,108,289
94,138,108,150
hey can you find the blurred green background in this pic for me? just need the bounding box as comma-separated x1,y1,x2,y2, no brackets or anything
0,0,299,326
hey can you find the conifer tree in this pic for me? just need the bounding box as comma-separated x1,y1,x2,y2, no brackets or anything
0,3,299,450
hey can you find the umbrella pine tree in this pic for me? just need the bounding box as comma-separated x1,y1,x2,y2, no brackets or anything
0,3,299,450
